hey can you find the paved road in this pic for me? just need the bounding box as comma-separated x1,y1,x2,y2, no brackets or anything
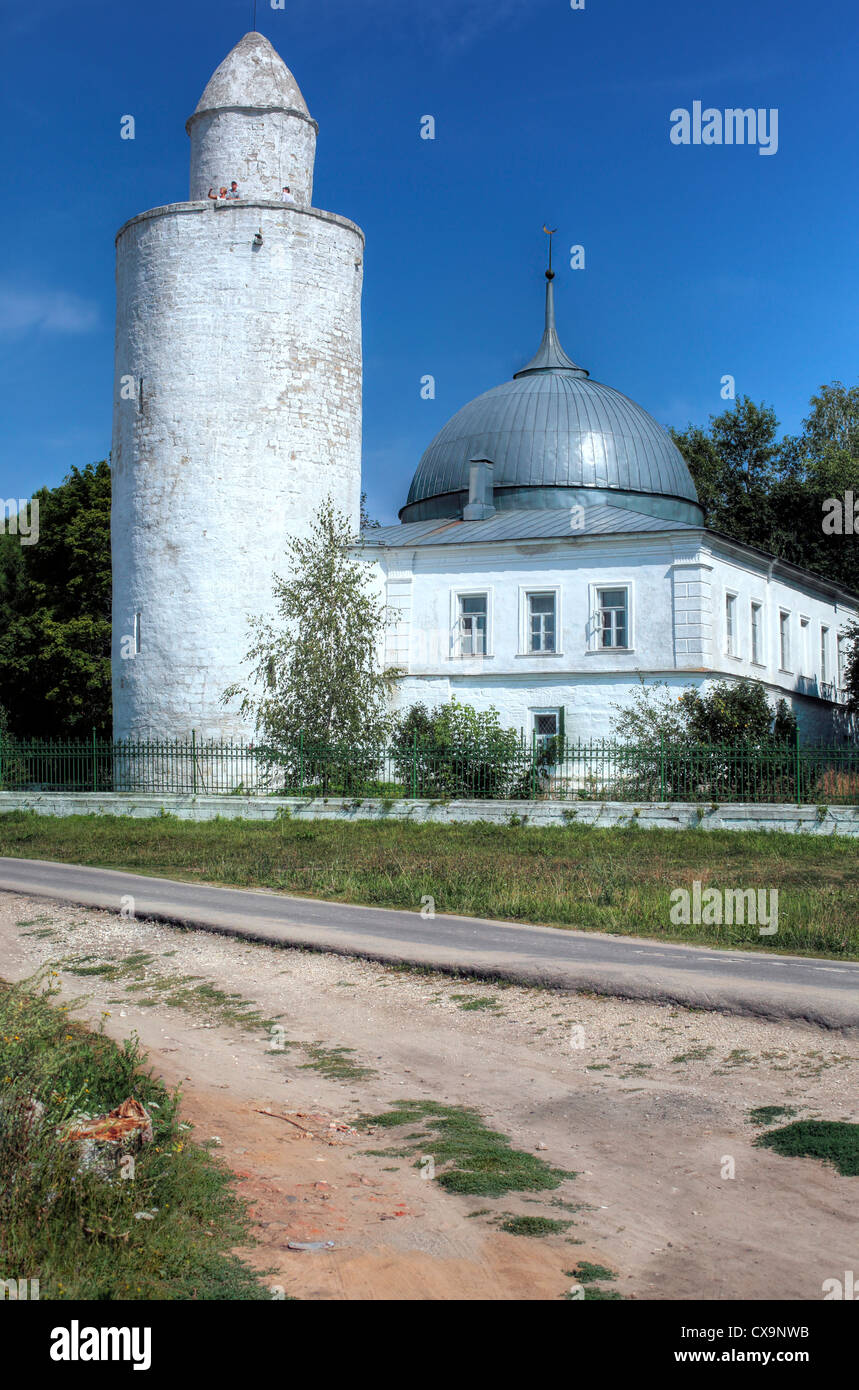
0,856,856,1031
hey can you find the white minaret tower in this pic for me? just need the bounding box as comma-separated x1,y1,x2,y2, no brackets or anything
111,32,364,740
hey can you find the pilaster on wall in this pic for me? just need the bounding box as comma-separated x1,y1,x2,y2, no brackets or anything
671,558,714,668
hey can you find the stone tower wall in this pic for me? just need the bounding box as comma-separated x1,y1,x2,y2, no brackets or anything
111,198,364,740
188,108,318,204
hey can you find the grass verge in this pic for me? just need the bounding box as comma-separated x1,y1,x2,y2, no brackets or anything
0,973,269,1299
1,811,857,956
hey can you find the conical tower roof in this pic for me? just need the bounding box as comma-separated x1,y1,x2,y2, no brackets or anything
188,31,310,126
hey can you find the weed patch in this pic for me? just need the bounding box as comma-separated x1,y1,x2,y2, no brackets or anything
747,1105,798,1126
358,1100,571,1197
500,1215,571,1236
299,1045,374,1082
754,1120,859,1176
569,1261,617,1283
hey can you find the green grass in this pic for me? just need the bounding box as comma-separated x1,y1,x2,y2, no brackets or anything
0,974,270,1300
747,1104,798,1126
500,1215,571,1236
298,1044,374,1081
450,994,502,1011
1,811,858,956
754,1120,859,1176
568,1261,618,1283
564,1261,624,1298
357,1100,571,1197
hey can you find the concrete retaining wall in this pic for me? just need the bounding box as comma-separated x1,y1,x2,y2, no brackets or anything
1,793,857,835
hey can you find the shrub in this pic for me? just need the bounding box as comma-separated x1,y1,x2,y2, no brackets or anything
391,699,523,799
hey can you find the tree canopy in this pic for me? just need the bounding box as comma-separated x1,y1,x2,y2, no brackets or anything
0,462,111,737
614,677,797,747
222,497,399,748
671,384,859,595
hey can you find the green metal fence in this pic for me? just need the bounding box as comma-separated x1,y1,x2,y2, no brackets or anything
1,732,858,803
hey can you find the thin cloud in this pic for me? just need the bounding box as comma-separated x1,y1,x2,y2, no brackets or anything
0,286,100,337
0,0,103,40
595,56,792,96
281,0,540,57
417,0,533,55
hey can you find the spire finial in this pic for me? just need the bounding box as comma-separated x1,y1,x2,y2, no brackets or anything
543,224,557,280
513,233,589,379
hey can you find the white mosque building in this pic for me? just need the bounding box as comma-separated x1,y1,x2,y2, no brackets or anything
365,271,856,744
111,32,856,748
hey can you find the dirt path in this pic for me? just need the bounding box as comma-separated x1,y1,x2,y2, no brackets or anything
2,892,856,1301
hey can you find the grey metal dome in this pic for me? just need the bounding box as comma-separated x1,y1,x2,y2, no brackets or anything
400,276,703,526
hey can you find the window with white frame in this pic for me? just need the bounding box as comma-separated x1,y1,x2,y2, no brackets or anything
597,587,629,649
751,602,763,664
779,611,791,671
528,592,556,653
838,633,848,689
821,626,829,685
725,593,738,657
457,593,487,656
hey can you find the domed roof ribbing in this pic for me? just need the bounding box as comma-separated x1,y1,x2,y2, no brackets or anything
189,31,310,121
401,275,701,522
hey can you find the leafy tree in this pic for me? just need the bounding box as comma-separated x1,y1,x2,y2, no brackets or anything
609,678,689,748
222,498,399,761
672,387,859,593
613,677,796,746
802,381,859,458
678,680,796,745
769,384,859,589
672,396,785,550
612,679,799,800
0,462,111,737
360,492,381,530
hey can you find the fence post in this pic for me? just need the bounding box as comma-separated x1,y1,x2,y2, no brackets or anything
0,728,3,790
659,733,665,801
530,730,537,800
91,727,97,792
192,728,198,796
298,730,304,796
412,730,417,800
795,726,802,804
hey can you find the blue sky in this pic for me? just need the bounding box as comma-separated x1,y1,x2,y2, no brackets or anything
1,0,857,523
